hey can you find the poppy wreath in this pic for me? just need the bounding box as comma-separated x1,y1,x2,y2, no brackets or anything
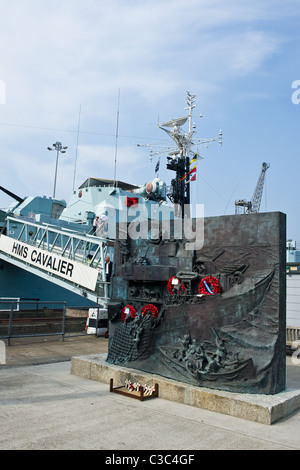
121,304,137,323
167,276,186,295
198,276,221,295
141,303,159,319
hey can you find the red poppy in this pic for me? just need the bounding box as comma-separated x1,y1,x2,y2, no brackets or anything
198,276,221,295
167,276,186,295
121,304,137,322
141,304,159,319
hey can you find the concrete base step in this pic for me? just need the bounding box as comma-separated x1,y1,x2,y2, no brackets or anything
71,353,300,425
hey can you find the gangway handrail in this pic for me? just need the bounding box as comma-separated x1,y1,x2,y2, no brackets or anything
5,215,108,258
6,215,102,242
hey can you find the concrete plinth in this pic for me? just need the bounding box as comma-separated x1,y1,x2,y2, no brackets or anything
71,354,300,425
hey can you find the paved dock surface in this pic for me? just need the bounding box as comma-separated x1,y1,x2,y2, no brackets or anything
1,335,300,450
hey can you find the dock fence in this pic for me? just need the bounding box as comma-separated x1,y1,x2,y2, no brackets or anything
0,299,90,345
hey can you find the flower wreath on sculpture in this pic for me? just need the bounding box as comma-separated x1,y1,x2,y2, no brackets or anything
198,276,221,295
121,304,137,323
141,303,159,319
167,276,186,295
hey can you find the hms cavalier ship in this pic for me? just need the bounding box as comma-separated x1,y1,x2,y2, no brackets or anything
0,175,176,308
0,92,220,310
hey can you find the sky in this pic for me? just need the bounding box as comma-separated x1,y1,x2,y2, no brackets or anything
0,0,300,243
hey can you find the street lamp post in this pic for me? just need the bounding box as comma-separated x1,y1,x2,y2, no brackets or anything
47,142,68,199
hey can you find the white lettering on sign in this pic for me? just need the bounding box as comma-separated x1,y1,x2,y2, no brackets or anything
0,235,98,291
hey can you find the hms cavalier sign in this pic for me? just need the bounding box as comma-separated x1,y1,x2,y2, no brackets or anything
0,235,98,291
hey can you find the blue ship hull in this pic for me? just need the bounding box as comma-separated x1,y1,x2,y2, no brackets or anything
0,259,95,308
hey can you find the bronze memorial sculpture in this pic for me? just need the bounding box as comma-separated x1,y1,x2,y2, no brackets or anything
106,211,286,395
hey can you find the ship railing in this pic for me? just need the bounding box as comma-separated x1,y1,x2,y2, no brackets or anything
7,211,93,228
0,297,20,312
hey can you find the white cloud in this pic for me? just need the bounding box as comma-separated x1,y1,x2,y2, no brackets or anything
0,0,285,119
0,0,299,236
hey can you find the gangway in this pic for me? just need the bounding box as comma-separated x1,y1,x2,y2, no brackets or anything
0,216,110,305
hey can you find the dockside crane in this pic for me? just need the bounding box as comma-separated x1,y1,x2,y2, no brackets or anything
235,162,270,214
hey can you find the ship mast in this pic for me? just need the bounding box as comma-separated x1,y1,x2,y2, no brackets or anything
159,92,222,217
138,92,222,218
158,92,197,217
